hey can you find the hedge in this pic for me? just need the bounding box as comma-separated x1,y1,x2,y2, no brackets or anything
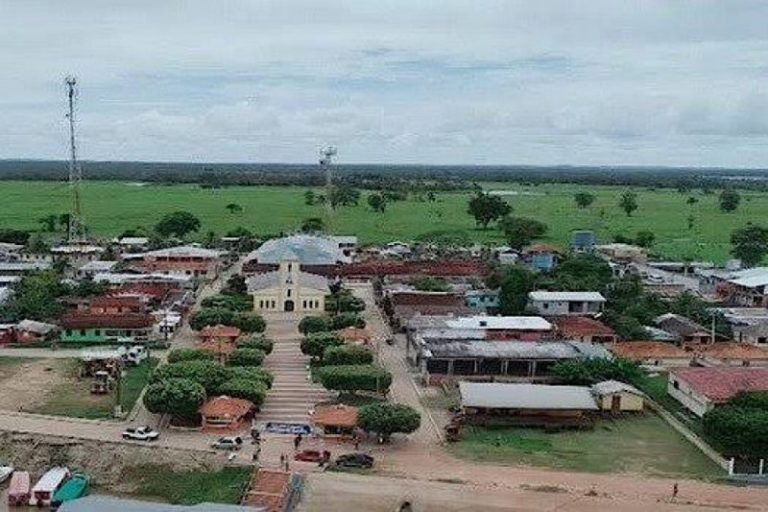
323,344,374,366
315,364,392,394
227,348,266,367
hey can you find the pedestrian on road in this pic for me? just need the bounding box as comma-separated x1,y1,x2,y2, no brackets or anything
672,482,679,499
252,447,260,462
284,458,290,472
293,433,302,450
280,454,285,466
353,434,360,451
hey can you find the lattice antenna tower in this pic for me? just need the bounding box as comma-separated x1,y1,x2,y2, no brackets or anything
65,76,86,243
319,145,337,232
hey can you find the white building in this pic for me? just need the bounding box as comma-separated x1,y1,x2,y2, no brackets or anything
668,367,768,417
247,256,328,313
527,291,606,316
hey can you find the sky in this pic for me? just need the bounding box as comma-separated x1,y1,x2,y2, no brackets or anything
1,1,768,167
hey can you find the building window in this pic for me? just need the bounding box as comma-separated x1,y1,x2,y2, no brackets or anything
288,263,292,272
80,329,86,336
271,301,276,308
287,289,291,297
542,303,549,309
673,380,679,389
259,300,264,308
94,330,101,336
314,300,319,308
65,329,72,336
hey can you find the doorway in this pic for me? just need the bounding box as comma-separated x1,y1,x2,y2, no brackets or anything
284,300,295,312
611,395,621,413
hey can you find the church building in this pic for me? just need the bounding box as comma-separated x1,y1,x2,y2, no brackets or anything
247,255,328,313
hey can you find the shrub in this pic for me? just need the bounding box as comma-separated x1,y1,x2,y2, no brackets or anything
227,348,266,367
325,293,366,313
300,332,344,361
233,312,266,333
189,307,235,331
315,364,392,394
551,358,643,386
217,378,268,406
223,366,274,389
299,315,332,334
323,344,374,366
143,378,206,419
167,348,215,364
201,294,253,312
237,335,274,355
151,360,229,394
357,403,421,441
703,406,768,457
330,312,365,330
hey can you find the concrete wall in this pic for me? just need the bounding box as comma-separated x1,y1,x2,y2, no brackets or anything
667,374,712,417
598,392,644,412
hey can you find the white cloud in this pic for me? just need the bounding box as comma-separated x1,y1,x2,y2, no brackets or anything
1,1,768,166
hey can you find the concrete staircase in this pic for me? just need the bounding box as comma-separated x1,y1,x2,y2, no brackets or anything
259,316,331,423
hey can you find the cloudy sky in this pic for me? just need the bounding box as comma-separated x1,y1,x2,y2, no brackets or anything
1,1,767,167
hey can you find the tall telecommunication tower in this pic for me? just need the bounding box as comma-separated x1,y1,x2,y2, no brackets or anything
319,145,337,231
65,76,86,243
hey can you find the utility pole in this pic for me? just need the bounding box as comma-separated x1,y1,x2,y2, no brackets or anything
65,76,85,243
319,146,337,233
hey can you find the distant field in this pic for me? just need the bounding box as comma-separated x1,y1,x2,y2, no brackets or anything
0,180,765,262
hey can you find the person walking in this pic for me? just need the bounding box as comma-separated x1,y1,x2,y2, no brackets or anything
672,482,679,499
293,433,303,450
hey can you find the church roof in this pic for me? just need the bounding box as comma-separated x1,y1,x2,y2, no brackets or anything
246,235,350,265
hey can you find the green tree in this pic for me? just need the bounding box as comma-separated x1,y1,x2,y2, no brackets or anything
201,294,253,312
719,189,741,213
731,224,768,267
304,190,316,205
635,230,655,248
298,315,332,334
367,193,387,213
703,401,768,457
155,211,201,238
324,345,374,366
329,186,361,208
150,360,229,394
686,196,698,206
237,335,274,355
227,348,266,367
331,312,365,330
222,274,248,296
217,378,267,406
301,217,325,233
167,348,215,364
551,358,643,386
618,190,638,217
499,216,548,249
545,253,613,291
357,403,421,442
224,366,274,389
37,214,58,232
300,332,344,362
315,364,392,394
497,265,536,315
189,307,236,330
232,312,266,333
225,203,243,214
143,378,206,419
2,270,68,322
467,192,511,229
573,192,595,209
411,277,450,292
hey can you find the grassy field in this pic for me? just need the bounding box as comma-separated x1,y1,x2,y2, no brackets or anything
0,357,34,380
117,465,251,505
31,358,158,419
447,415,721,479
1,180,766,262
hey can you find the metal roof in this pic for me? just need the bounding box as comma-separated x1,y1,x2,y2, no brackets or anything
591,380,644,397
445,315,551,331
728,267,768,288
460,382,598,410
0,262,51,272
528,291,606,302
247,235,350,265
423,340,610,360
123,245,223,260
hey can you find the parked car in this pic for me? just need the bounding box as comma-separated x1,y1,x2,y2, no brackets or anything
122,426,159,441
124,345,148,366
334,453,374,469
212,436,243,451
0,464,14,483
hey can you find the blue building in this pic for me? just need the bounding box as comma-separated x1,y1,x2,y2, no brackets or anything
570,230,597,253
464,289,500,313
523,244,562,272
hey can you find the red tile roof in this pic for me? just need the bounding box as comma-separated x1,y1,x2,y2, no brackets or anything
337,327,371,344
198,340,237,357
609,341,690,360
341,260,485,278
312,404,358,427
671,367,768,403
391,292,464,307
199,324,242,339
89,296,143,308
550,316,615,338
61,313,153,329
199,395,253,418
696,343,768,361
524,244,562,254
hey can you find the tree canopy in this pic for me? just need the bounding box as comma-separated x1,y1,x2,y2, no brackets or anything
143,378,206,419
227,348,266,367
301,217,325,233
300,332,345,362
323,344,374,366
315,364,392,394
499,216,548,249
357,403,421,441
719,189,741,213
731,224,768,267
574,192,596,209
467,192,511,229
154,211,201,238
618,190,638,217
367,193,387,213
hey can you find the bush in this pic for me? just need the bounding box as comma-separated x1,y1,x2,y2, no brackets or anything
325,293,366,313
357,403,421,441
551,358,644,386
227,348,266,367
703,406,768,457
201,294,253,312
217,378,268,406
223,366,274,389
143,378,206,419
299,315,332,334
315,364,392,394
151,360,229,394
324,345,374,366
189,307,235,331
233,312,266,333
331,312,365,330
411,277,450,292
300,332,344,361
167,348,215,364
237,335,274,355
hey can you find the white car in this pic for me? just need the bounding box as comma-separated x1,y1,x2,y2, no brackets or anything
212,436,243,451
122,426,160,441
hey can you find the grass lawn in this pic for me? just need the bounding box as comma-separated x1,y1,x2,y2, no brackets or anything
31,358,158,419
118,465,251,505
634,374,705,437
2,180,767,262
0,357,34,381
447,414,721,479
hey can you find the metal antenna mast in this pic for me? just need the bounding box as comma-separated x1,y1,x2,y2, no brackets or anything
319,145,337,232
65,76,85,243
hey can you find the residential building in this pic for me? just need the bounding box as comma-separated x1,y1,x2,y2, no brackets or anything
597,243,648,263
494,246,519,265
591,380,645,412
570,230,597,253
459,382,598,427
60,313,154,344
15,319,57,343
0,242,23,262
114,237,149,253
0,261,51,276
654,313,713,345
549,316,617,343
50,245,104,268
608,341,691,368
123,246,223,279
719,307,768,345
247,257,328,313
330,235,358,258
695,343,768,367
388,292,471,328
464,289,499,313
522,244,561,272
528,291,606,316
668,367,768,417
76,261,117,279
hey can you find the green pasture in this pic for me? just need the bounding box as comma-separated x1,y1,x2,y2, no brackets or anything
0,180,764,262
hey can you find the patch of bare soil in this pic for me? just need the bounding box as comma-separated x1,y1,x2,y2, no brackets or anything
0,358,68,411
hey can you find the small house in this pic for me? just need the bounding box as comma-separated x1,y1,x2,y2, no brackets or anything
528,291,606,316
199,324,241,344
570,230,597,254
199,396,254,431
591,380,644,413
668,367,768,417
549,316,616,343
522,244,561,272
609,341,691,368
464,289,500,313
654,313,713,346
60,314,153,344
15,319,58,343
311,404,358,437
